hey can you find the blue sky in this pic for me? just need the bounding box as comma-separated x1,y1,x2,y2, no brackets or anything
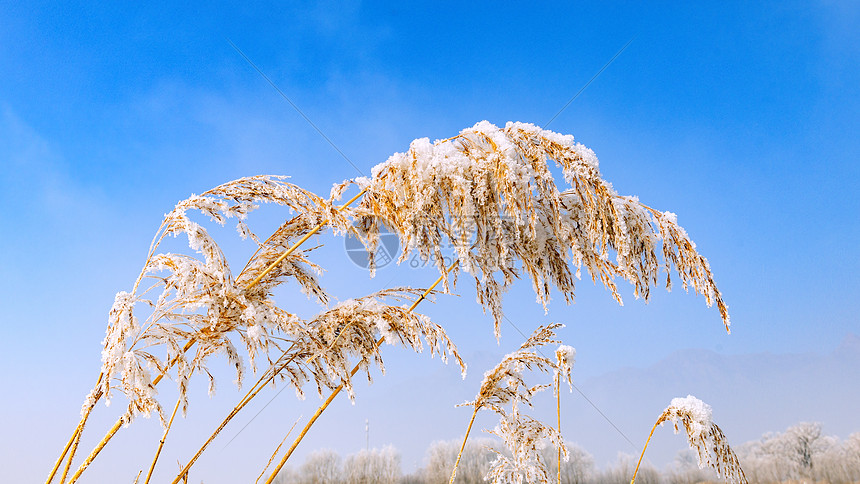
1,1,858,481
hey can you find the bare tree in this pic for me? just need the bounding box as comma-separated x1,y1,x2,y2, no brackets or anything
741,435,791,482
422,438,498,483
343,446,401,484
280,424,860,484
597,454,660,484
539,441,594,484
786,421,824,478
284,448,343,484
664,449,718,484
737,422,860,484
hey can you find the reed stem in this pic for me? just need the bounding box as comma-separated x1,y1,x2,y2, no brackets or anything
630,417,662,484
255,417,300,484
448,406,479,484
262,263,457,484
168,190,370,482
247,188,366,289
144,396,183,484
65,339,195,484
46,375,102,484
58,413,85,484
262,347,371,484
54,188,367,484
66,417,123,484
557,378,562,484
171,350,302,483
57,187,368,482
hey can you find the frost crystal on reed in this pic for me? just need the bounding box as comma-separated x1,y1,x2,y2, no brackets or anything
650,395,747,484
70,122,733,483
337,121,730,339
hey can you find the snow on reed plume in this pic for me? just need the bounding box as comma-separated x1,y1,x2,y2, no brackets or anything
60,121,735,482
451,323,572,484
97,175,337,424
284,287,465,403
486,400,566,484
554,344,575,396
334,121,730,339
463,323,563,414
94,121,729,426
94,175,463,427
633,395,747,484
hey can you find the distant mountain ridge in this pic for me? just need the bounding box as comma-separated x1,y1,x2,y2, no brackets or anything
562,333,860,467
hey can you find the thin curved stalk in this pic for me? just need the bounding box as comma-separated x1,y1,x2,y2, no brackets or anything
255,417,300,484
262,263,457,484
171,350,302,483
51,341,188,484
48,321,192,484
46,374,102,484
65,339,195,484
66,418,123,484
46,427,77,484
169,189,371,483
262,346,373,484
144,396,183,484
630,418,662,484
448,407,479,484
58,414,85,484
247,188,366,288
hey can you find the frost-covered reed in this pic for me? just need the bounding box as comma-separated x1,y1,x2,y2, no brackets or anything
336,121,729,338
555,345,575,484
631,395,747,484
48,121,733,484
98,176,350,423
486,400,567,484
450,324,574,484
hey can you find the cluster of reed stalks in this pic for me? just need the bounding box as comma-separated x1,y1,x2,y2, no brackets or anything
448,323,572,484
47,121,742,484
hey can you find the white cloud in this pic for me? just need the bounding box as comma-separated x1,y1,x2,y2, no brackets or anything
0,106,106,224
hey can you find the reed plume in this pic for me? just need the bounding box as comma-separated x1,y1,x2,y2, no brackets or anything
336,121,730,339
631,395,747,484
49,120,735,483
486,400,567,484
450,323,570,483
279,287,466,403
97,175,346,426
58,176,359,483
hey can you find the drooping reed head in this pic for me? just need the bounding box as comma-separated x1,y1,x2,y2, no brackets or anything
94,121,731,433
461,323,563,414
336,121,730,339
293,287,466,402
656,396,747,484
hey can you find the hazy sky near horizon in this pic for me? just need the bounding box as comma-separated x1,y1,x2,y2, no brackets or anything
1,1,858,481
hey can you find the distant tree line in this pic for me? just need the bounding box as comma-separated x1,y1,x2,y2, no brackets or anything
274,422,860,483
